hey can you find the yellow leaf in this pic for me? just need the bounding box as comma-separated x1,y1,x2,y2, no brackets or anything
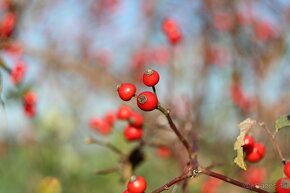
233,118,255,170
36,177,61,193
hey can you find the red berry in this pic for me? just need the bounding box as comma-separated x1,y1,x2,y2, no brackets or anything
284,162,290,178
90,117,102,129
117,105,132,120
127,176,147,193
243,135,255,153
89,117,112,135
242,167,266,185
124,126,142,141
143,69,160,87
10,61,27,85
117,83,137,101
103,111,116,126
129,112,144,128
275,177,290,193
123,190,130,193
162,18,182,45
23,103,36,117
156,146,171,158
137,91,158,111
0,12,16,37
245,143,265,163
24,91,37,105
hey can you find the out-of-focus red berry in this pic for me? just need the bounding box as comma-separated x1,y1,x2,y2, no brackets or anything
156,146,171,158
10,61,27,85
23,103,36,117
242,167,266,185
103,111,116,126
201,177,222,193
24,91,37,105
90,117,112,135
162,18,182,45
124,125,142,141
0,12,16,37
128,112,144,128
117,105,132,120
254,21,274,41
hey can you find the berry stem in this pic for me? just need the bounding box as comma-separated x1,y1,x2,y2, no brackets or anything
258,122,286,164
85,137,125,156
152,86,157,96
200,168,270,193
157,104,193,162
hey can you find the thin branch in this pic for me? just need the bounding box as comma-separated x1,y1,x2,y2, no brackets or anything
258,122,286,164
200,168,270,193
157,104,193,162
151,170,194,193
85,137,125,156
95,166,119,175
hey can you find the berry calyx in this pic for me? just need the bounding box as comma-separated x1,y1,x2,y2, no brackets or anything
243,135,255,153
137,91,158,111
117,83,137,101
129,112,144,128
275,177,290,193
124,126,143,141
245,143,265,163
127,176,147,193
117,105,133,120
143,69,160,87
284,162,290,178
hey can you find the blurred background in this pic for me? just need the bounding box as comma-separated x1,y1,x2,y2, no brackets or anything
0,0,290,192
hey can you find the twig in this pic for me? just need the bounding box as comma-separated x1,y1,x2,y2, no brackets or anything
157,104,193,162
95,166,119,175
258,122,286,164
200,168,270,193
151,169,195,193
85,137,125,156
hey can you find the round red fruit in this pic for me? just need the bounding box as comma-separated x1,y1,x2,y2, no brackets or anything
117,105,132,120
137,91,158,111
117,83,136,101
124,126,142,141
129,113,144,128
284,162,290,178
143,69,160,87
123,190,130,193
127,176,147,193
245,143,265,163
24,91,37,105
275,177,290,193
243,135,255,153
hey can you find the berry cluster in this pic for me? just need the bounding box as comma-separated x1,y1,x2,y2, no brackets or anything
123,176,147,193
117,68,160,112
23,91,37,117
275,162,290,193
162,18,182,45
90,105,144,141
243,135,265,163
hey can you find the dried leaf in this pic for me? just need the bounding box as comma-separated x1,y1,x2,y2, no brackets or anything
233,118,256,170
275,114,290,132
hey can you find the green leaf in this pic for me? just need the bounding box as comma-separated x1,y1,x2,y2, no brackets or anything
275,114,290,132
233,118,256,170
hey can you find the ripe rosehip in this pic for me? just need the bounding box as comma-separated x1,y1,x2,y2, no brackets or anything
137,91,158,111
90,117,102,129
284,162,290,178
124,126,142,141
127,176,147,193
123,190,130,193
156,146,171,158
129,112,144,128
245,143,265,163
117,105,132,120
275,177,290,193
162,18,182,45
0,12,16,37
90,117,112,135
243,135,255,153
23,103,36,117
103,111,116,126
117,83,136,101
10,61,27,85
242,167,266,185
143,68,160,87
